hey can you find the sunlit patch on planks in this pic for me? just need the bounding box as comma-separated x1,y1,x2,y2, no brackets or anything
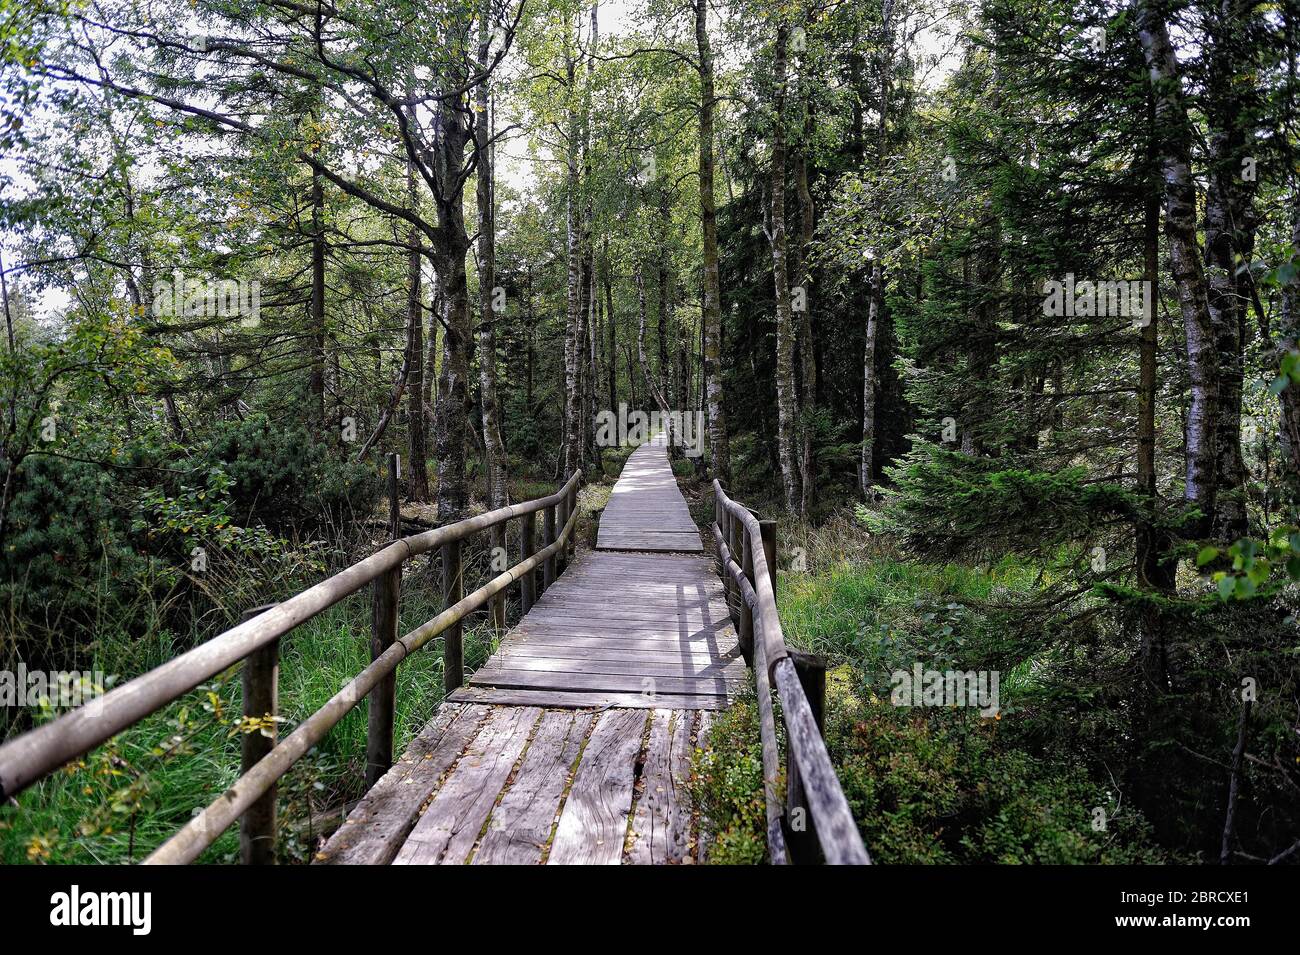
596,432,703,552
317,705,715,865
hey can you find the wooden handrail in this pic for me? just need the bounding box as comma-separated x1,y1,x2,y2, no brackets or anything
0,470,582,854
712,480,871,866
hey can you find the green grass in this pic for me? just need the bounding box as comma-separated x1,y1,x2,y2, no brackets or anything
1,579,499,864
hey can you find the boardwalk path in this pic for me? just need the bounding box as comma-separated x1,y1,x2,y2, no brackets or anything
318,434,739,865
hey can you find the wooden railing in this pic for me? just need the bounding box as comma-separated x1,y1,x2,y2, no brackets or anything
712,481,871,865
0,470,582,865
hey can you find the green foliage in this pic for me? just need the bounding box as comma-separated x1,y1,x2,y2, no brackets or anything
198,414,381,534
691,695,769,865
824,675,1169,864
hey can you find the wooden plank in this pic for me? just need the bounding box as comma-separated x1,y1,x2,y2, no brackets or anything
626,710,695,864
468,667,739,697
393,706,541,865
548,709,647,864
315,704,489,865
472,710,594,865
448,686,730,710
496,644,742,665
479,655,747,680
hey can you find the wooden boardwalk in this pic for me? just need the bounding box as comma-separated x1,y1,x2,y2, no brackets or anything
596,432,703,552
318,435,736,865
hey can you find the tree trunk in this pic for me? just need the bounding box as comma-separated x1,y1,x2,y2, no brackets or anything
695,0,730,486
563,43,584,480
861,1,892,496
769,22,801,512
794,102,816,517
309,167,327,424
476,5,507,510
1138,0,1220,535
406,93,430,501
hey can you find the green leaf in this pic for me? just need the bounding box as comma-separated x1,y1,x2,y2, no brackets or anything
1195,546,1219,567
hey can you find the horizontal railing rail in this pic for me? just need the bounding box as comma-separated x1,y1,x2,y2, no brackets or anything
0,468,582,864
712,480,871,866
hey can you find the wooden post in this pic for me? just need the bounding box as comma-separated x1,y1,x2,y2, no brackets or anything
759,519,778,593
729,514,744,627
366,564,400,788
543,504,556,590
556,495,568,576
387,453,401,539
442,538,463,692
520,511,537,614
490,523,507,631
784,650,827,864
718,497,732,614
239,604,279,865
567,486,578,560
739,531,756,666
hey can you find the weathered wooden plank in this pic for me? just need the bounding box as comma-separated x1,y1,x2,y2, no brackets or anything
626,710,695,865
472,710,594,865
468,667,740,696
393,706,541,865
315,704,489,865
448,686,730,710
548,709,647,864
496,643,742,665
480,655,747,680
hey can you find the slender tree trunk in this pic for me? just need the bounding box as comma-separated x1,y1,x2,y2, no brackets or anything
563,40,584,479
604,243,617,413
476,5,507,510
406,92,430,501
768,22,801,512
1204,0,1259,540
695,0,730,486
794,104,817,517
861,0,892,496
1138,0,1220,535
430,26,476,521
309,168,327,424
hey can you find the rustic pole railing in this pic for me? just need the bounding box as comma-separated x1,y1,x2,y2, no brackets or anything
0,469,582,865
711,480,871,866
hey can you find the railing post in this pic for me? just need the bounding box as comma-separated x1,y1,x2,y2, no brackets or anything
729,513,744,627
490,523,507,631
239,604,279,865
520,511,537,614
543,503,557,590
718,494,732,614
556,494,569,576
366,563,400,788
739,530,756,666
387,452,400,538
783,650,827,864
442,538,463,692
759,519,778,593
567,484,578,560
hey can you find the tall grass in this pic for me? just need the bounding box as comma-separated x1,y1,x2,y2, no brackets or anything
1,564,503,864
